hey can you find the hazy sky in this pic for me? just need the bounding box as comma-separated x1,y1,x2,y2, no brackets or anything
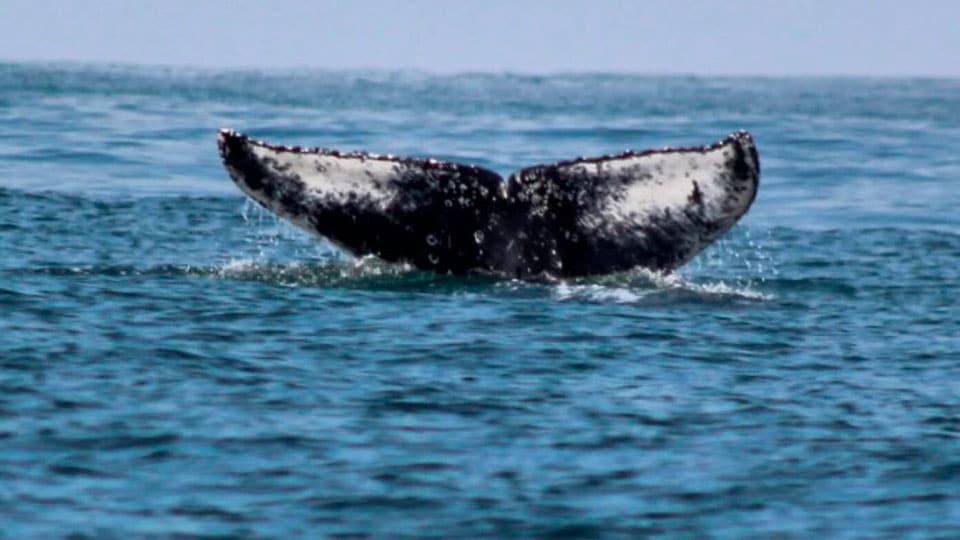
1,0,957,77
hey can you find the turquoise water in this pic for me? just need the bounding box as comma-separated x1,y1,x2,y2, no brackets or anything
2,63,960,538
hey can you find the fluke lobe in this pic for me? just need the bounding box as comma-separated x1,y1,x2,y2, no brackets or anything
218,129,759,279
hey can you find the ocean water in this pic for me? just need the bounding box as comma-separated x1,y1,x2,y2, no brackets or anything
1,63,959,538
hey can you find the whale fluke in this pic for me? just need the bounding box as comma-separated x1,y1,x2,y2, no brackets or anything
218,129,759,279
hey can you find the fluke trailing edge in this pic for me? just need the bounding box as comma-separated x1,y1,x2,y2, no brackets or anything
218,129,759,279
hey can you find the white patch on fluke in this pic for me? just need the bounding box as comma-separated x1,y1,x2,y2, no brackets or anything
612,151,726,218
570,141,747,231
248,144,400,209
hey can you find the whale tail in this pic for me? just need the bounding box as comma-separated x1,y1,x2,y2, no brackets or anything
218,129,759,279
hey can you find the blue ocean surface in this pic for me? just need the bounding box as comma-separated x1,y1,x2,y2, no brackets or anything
1,63,959,538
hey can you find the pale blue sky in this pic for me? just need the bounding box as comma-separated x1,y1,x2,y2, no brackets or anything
1,0,957,77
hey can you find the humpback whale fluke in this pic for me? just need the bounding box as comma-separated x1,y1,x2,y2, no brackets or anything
217,129,759,279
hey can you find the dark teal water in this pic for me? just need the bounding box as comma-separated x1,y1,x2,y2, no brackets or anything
2,63,960,538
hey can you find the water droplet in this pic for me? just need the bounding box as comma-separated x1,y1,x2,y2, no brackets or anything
428,253,439,264
426,234,438,246
444,199,453,208
473,230,485,244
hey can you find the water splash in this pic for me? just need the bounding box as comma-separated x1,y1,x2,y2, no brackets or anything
681,226,779,286
554,267,771,304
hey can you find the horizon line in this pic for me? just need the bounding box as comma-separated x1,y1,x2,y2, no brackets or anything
3,58,958,82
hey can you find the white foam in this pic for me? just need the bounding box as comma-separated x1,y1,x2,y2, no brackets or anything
554,266,771,304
